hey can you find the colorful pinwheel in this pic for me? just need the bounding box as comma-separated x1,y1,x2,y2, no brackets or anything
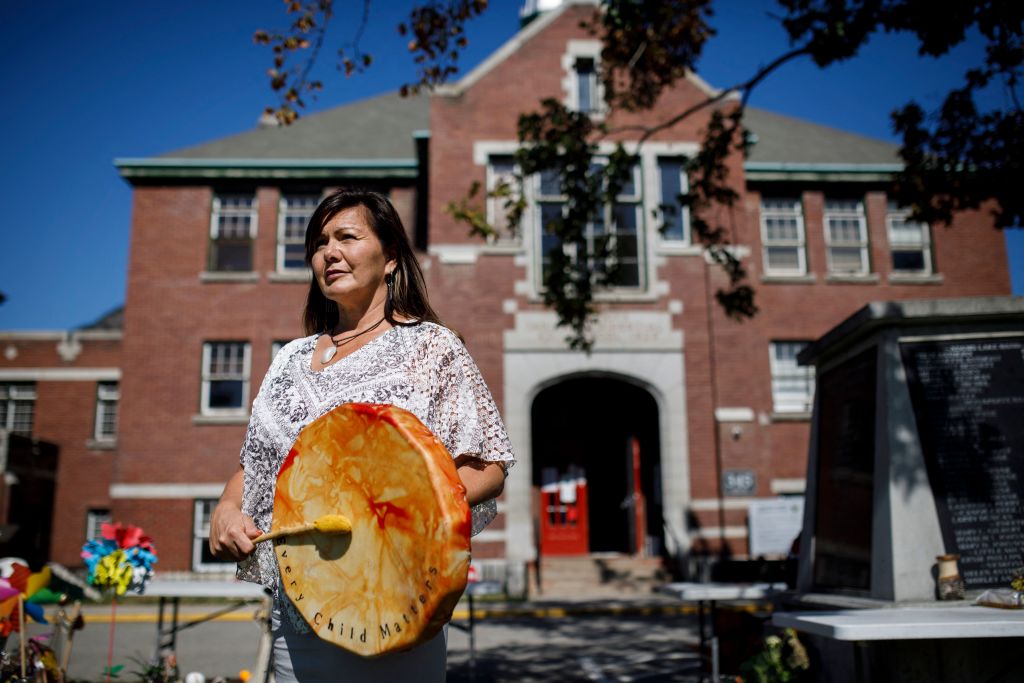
0,563,51,635
80,522,158,683
81,522,157,595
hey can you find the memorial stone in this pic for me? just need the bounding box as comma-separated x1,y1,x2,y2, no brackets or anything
795,297,1024,602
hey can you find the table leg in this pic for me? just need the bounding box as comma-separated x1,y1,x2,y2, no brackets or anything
709,600,719,680
468,591,476,683
170,598,180,657
153,597,166,666
253,593,273,683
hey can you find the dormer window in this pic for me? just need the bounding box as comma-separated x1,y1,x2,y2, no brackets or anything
562,40,604,116
575,57,598,114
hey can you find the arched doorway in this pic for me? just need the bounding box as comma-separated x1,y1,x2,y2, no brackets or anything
531,376,663,556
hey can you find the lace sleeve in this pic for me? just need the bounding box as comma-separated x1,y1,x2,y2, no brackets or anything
427,329,515,534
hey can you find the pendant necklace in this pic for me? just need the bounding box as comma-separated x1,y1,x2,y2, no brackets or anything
321,317,386,365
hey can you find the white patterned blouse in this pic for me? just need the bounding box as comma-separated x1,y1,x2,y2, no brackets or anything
236,321,515,599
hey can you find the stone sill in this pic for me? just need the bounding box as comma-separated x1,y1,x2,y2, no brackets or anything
657,244,703,257
192,413,250,425
888,273,944,285
825,273,880,284
200,272,260,283
771,412,812,422
762,274,817,284
268,271,310,283
85,439,117,451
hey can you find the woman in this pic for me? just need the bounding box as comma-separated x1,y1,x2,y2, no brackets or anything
210,189,514,681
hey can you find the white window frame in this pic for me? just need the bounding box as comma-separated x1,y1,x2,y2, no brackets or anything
655,156,691,245
209,193,258,272
193,499,235,572
0,383,36,435
760,198,807,276
769,341,815,414
485,155,523,246
200,342,251,416
824,199,870,275
886,202,933,275
93,381,119,442
534,159,645,292
276,194,319,274
85,508,111,542
561,40,605,118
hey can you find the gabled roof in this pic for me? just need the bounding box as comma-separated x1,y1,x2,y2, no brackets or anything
743,107,902,181
435,0,726,101
116,91,429,180
79,306,124,331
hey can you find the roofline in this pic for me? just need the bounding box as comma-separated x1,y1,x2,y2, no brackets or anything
435,1,732,101
745,162,903,172
436,1,573,96
115,157,420,180
0,330,122,341
744,161,903,183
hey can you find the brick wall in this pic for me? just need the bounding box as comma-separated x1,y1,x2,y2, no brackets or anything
0,333,122,565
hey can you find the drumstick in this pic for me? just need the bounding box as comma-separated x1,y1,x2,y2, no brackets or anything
252,514,353,544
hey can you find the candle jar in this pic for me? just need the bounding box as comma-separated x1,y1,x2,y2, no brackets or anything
936,554,965,600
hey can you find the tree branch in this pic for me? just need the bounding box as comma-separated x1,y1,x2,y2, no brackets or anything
605,46,812,142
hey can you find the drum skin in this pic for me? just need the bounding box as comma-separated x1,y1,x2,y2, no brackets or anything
272,403,471,657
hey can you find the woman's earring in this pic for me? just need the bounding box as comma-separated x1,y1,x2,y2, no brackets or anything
385,273,395,314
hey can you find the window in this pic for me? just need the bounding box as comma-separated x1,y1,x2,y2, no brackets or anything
0,383,36,435
887,202,932,274
824,199,869,275
657,157,690,243
486,155,522,242
200,342,251,415
193,499,234,572
85,508,111,541
209,194,257,272
760,198,806,275
574,57,598,114
278,194,319,273
562,41,604,116
770,341,815,414
536,161,643,289
94,382,119,441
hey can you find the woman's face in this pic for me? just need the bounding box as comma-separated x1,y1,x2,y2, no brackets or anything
311,205,395,310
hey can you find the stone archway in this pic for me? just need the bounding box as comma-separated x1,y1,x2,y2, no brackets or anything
500,311,692,576
531,375,662,555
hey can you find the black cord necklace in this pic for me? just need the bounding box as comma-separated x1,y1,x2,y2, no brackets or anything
320,316,386,364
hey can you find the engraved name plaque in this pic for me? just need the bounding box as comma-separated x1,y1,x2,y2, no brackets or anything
900,338,1024,589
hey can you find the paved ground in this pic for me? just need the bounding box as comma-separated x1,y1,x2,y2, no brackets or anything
12,597,718,682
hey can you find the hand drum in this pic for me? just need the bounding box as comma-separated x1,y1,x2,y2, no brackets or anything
272,403,471,657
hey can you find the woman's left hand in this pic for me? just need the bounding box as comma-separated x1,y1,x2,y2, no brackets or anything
455,456,506,506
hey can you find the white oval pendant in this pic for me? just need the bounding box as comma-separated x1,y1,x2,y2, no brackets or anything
320,345,337,364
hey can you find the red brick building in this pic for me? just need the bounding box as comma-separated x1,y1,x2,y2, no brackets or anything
3,2,1010,592
0,308,122,567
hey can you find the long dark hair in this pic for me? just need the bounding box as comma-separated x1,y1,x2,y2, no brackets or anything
302,189,444,335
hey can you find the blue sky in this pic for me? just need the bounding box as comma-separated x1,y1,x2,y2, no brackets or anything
1,0,1020,330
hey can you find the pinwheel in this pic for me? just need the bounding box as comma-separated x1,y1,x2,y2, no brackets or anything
0,562,52,678
81,522,157,596
81,522,158,682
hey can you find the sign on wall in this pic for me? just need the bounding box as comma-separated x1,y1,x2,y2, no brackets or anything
748,497,804,558
721,469,756,496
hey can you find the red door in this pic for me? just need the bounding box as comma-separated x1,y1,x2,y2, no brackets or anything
539,466,588,555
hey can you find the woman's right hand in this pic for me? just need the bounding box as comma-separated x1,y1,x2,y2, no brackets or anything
210,502,263,561
209,468,264,561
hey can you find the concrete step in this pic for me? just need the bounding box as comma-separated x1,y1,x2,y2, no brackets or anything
532,554,672,600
